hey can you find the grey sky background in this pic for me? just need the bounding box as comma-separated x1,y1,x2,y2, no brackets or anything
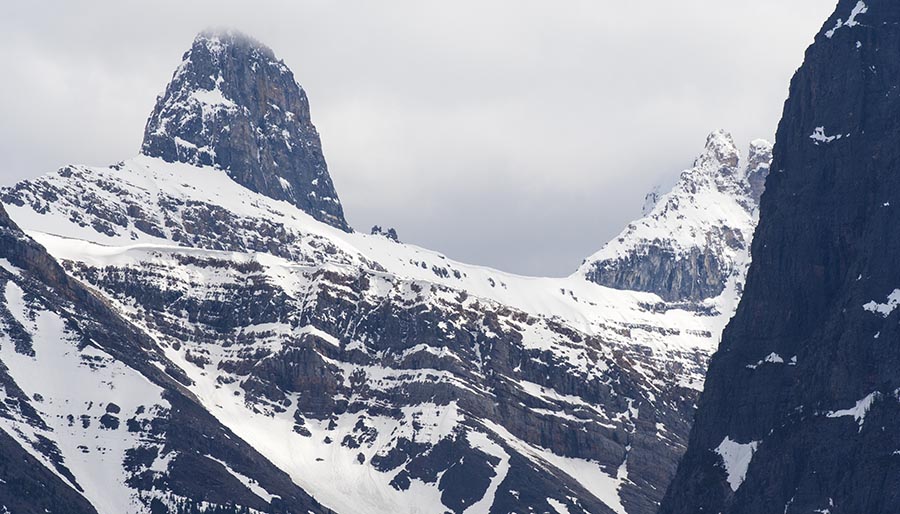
1,1,834,276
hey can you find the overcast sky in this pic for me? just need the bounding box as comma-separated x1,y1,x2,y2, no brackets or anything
1,1,834,276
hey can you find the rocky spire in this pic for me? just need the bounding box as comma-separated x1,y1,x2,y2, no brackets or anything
141,29,350,231
695,129,740,173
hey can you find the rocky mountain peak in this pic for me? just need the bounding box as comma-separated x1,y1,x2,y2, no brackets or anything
141,29,350,231
696,129,740,170
682,130,748,198
579,131,770,302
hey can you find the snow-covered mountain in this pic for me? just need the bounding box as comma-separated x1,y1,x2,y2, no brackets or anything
0,30,768,514
0,203,329,514
579,131,771,303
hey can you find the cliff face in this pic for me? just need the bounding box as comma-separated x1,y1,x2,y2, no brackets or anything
4,153,715,514
660,2,900,513
142,30,349,231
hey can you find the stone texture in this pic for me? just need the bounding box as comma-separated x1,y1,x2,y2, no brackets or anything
745,139,772,205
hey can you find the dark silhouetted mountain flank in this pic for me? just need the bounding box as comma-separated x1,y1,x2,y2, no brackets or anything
659,1,900,513
142,30,349,231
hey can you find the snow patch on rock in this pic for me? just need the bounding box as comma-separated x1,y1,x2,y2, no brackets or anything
825,1,869,38
863,289,900,317
826,392,879,430
715,437,759,492
746,352,786,369
810,126,843,144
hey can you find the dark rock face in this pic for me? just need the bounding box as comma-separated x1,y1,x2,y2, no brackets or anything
659,2,900,513
0,429,98,514
587,244,733,303
142,30,349,231
582,131,769,302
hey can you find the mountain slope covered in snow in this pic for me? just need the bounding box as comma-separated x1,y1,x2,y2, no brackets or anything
0,30,769,514
0,203,330,514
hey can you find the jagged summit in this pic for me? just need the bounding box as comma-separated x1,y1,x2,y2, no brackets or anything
684,130,762,201
196,28,271,53
579,130,770,302
688,131,771,205
141,29,350,231
696,129,740,171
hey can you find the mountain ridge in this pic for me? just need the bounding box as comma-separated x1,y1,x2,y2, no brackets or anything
1,29,770,514
579,130,770,303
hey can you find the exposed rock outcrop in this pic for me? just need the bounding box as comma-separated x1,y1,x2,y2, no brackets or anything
142,30,349,231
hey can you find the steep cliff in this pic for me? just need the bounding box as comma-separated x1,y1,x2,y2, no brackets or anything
142,30,349,231
660,2,900,513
